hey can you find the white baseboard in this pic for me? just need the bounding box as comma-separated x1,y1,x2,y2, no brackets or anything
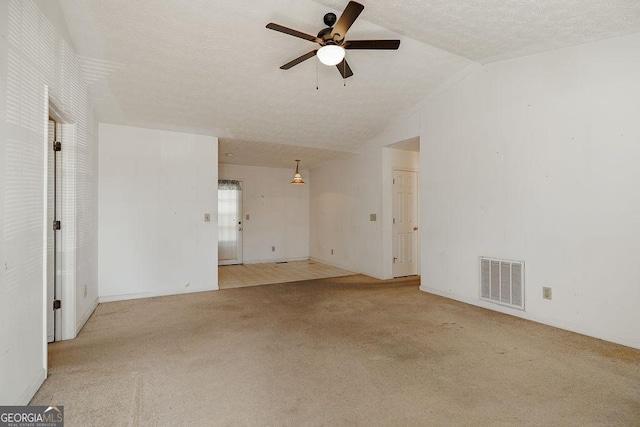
76,297,99,335
240,257,310,265
99,286,216,304
420,285,640,350
20,368,46,405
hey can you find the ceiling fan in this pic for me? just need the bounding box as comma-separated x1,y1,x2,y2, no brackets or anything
266,1,400,79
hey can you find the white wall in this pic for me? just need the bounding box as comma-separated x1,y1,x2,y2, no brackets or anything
420,33,640,349
310,149,385,278
218,163,309,263
310,123,422,279
369,109,421,149
0,0,99,404
98,124,218,302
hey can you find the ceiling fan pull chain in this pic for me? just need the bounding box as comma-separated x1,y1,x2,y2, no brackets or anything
342,54,346,87
343,53,347,87
316,58,319,91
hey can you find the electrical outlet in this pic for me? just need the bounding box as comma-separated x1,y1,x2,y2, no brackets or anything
204,213,211,222
272,246,275,252
370,213,376,221
543,286,552,300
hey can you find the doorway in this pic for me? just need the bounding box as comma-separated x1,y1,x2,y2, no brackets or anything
392,169,418,278
47,117,62,342
218,180,243,265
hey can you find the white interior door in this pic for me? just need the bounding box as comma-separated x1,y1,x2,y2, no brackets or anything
218,180,243,265
47,118,62,342
47,119,54,342
392,170,418,278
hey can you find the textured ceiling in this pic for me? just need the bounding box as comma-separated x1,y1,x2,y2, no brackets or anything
314,0,640,63
58,0,640,167
58,0,472,156
219,138,353,169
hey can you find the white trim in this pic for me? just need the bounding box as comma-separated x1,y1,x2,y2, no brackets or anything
47,97,78,342
381,145,421,280
390,168,420,279
60,122,77,340
48,95,68,122
420,285,640,350
19,368,46,405
241,257,311,265
76,297,99,334
217,178,244,265
42,86,50,375
99,286,216,304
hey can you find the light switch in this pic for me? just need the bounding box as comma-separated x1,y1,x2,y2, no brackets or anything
204,213,211,222
370,213,377,221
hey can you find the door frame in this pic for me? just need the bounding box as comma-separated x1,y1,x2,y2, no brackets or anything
391,168,420,278
217,178,244,266
46,116,62,343
381,162,420,280
43,89,77,354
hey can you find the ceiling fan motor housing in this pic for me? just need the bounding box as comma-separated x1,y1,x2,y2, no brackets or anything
317,27,336,43
323,12,337,27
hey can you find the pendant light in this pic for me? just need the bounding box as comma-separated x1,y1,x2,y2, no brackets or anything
291,160,305,184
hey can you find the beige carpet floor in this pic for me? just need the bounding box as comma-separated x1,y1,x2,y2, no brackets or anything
32,275,640,426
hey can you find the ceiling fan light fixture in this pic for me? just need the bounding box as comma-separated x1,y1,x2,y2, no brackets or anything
317,45,345,66
291,160,305,184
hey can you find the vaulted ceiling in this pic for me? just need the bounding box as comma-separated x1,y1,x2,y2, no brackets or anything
59,0,640,167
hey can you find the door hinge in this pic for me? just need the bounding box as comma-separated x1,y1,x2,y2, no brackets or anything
393,218,395,224
393,257,397,264
53,220,61,230
53,299,61,310
393,179,395,184
53,141,61,151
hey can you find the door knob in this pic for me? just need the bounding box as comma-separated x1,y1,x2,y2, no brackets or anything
413,226,418,231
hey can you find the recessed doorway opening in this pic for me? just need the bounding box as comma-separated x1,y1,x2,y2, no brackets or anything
218,179,243,266
385,136,420,279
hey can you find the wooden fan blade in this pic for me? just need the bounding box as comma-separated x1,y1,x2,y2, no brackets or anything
331,1,364,41
280,50,318,70
266,23,320,43
336,59,354,79
344,40,401,50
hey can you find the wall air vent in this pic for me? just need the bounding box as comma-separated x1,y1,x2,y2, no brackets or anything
480,257,524,310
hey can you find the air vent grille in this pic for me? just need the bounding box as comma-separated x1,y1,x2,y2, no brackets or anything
480,257,524,310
